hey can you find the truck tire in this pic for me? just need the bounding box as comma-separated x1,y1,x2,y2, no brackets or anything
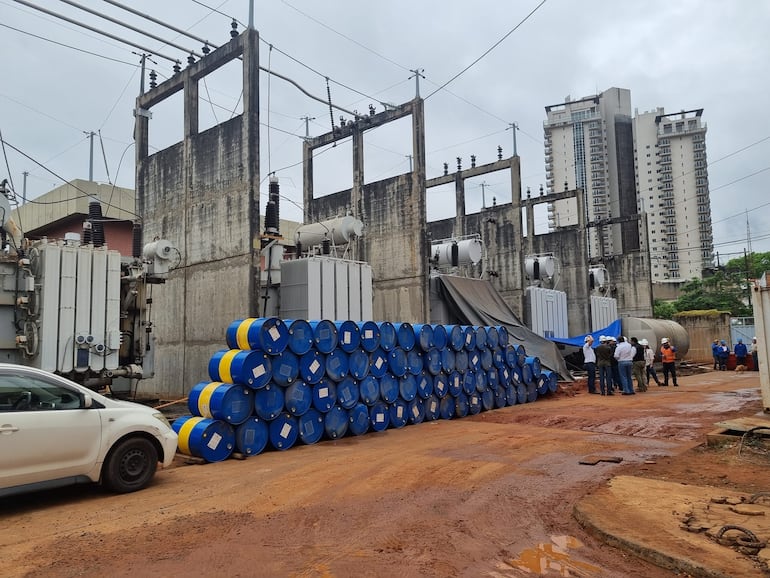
102,437,158,493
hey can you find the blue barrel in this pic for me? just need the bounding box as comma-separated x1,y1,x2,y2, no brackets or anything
336,376,359,409
413,324,434,352
284,380,312,416
511,366,523,387
494,387,508,409
521,363,534,386
527,382,538,403
454,392,469,418
492,348,506,370
226,317,289,354
378,321,397,352
537,375,549,396
504,344,518,368
367,347,388,378
335,320,361,353
480,348,493,371
468,392,481,415
416,372,433,399
496,326,508,348
455,349,469,373
269,413,299,450
208,349,271,389
448,371,463,397
234,417,269,456
188,381,253,425
348,403,370,436
423,348,442,376
369,401,390,432
446,325,465,352
394,322,416,352
388,347,408,377
468,350,481,373
462,371,476,395
299,350,326,384
399,374,417,402
324,405,349,439
173,416,234,463
254,383,285,420
424,394,440,421
506,384,518,406
310,319,338,354
516,383,527,404
461,326,476,351
498,366,511,388
408,399,425,424
542,369,558,393
486,326,499,350
286,319,314,356
433,373,450,398
439,396,455,419
481,388,495,411
357,321,381,352
379,373,399,403
475,370,487,393
359,375,380,405
432,324,448,351
272,350,299,386
312,379,336,413
389,399,408,428
440,348,456,373
325,349,349,381
525,356,542,379
298,408,324,444
486,368,499,390
515,344,527,367
348,348,370,380
406,348,423,376
474,326,488,350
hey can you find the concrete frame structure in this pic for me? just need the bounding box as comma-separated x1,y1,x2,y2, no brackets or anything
135,30,261,397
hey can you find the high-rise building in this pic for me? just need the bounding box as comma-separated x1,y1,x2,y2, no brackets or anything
543,87,639,261
633,108,713,282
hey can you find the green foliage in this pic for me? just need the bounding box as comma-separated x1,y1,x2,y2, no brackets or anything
653,299,677,319
723,251,770,279
673,274,752,317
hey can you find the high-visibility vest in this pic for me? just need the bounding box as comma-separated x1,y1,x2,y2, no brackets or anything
660,346,676,363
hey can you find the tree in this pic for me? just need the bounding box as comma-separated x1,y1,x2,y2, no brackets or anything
654,299,676,319
674,276,751,316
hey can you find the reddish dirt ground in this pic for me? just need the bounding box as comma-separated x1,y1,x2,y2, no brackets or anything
1,368,768,577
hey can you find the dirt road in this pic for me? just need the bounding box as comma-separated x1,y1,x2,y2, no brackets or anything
1,369,767,577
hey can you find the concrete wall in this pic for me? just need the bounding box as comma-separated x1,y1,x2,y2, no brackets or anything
674,311,731,363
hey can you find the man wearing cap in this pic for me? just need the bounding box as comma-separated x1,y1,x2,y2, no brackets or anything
751,337,759,371
734,338,748,367
630,337,647,392
582,335,598,394
613,336,635,395
660,337,678,386
642,339,661,386
595,336,614,395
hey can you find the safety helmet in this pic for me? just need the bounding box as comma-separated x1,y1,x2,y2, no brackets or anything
661,337,670,344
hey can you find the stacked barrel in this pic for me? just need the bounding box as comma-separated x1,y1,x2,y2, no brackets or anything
172,317,553,462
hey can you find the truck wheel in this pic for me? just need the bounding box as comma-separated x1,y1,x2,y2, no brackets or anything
103,437,158,493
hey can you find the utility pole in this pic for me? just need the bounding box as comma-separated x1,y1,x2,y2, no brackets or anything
480,181,488,208
21,171,28,204
249,0,255,29
300,116,315,139
85,131,95,181
746,209,753,256
406,154,413,172
409,68,425,98
507,122,518,157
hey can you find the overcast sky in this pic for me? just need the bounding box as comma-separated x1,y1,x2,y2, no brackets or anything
1,0,769,262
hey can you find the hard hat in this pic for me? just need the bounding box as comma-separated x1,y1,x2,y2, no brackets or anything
584,335,593,342
609,336,617,342
640,339,649,346
754,336,758,340
661,337,670,344
599,335,606,342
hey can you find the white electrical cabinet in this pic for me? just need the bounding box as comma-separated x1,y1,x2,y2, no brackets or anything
525,286,568,339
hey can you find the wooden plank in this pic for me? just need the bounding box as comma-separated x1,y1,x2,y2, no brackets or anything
579,455,623,465
714,416,770,433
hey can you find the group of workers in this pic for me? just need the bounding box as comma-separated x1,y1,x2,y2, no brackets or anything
711,336,759,371
582,334,678,396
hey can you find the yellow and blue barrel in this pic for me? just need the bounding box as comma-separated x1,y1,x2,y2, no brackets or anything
234,417,269,456
268,412,299,450
357,320,381,353
272,350,299,387
412,324,434,352
379,373,399,404
225,317,289,354
286,319,314,356
394,322,415,352
423,394,440,421
348,402,370,436
431,324,448,351
369,401,389,432
299,350,326,384
309,319,338,353
377,321,397,352
389,399,408,428
348,348,370,380
284,380,312,416
207,349,271,390
311,379,336,413
324,405,349,439
335,320,361,353
359,375,380,405
408,398,425,425
336,376,359,410
254,383,285,421
446,324,465,352
187,381,253,425
298,408,324,444
172,416,235,462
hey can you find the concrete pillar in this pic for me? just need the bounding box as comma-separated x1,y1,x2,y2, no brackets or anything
302,140,313,223
352,127,364,219
751,274,770,412
454,172,465,238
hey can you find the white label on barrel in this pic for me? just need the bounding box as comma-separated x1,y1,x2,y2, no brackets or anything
280,423,292,439
375,357,384,369
376,413,384,423
430,401,437,412
343,390,351,402
454,376,460,386
472,355,478,365
397,406,404,418
310,359,320,373
319,387,328,398
343,331,351,345
412,405,419,418
208,432,222,450
365,329,373,339
269,326,280,341
472,396,478,404
253,364,266,378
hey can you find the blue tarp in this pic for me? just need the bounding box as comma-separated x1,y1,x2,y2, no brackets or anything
548,319,622,348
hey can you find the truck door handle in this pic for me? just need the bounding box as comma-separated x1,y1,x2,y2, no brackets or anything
0,424,20,434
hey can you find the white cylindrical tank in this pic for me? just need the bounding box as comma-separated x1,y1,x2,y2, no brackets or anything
526,256,556,280
433,238,483,266
622,317,690,358
295,216,364,247
589,266,609,289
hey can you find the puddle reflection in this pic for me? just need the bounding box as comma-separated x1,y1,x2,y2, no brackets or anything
503,535,601,576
